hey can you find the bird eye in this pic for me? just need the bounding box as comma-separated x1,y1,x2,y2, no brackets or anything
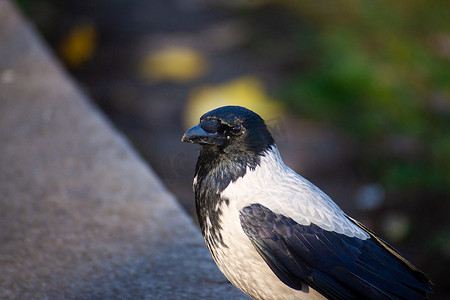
230,125,243,135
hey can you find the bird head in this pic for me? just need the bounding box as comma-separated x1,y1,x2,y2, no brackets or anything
182,106,275,157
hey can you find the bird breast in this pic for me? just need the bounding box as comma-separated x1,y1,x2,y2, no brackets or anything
206,196,326,300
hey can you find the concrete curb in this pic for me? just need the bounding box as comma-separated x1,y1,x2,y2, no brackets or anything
0,1,247,298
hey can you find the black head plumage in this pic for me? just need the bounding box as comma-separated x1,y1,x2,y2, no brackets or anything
198,105,275,156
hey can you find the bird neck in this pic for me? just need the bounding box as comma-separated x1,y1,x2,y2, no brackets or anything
194,145,263,194
193,144,271,248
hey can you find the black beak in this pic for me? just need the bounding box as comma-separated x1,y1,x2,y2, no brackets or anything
182,124,226,146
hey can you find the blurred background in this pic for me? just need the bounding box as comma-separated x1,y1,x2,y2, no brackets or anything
16,0,449,297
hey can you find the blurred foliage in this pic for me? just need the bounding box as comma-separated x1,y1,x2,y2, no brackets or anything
59,22,97,67
263,0,450,193
185,76,283,128
140,46,208,83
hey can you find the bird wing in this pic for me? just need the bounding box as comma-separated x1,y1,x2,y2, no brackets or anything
239,203,432,300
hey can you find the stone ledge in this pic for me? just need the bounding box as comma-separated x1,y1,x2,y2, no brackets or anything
0,1,247,298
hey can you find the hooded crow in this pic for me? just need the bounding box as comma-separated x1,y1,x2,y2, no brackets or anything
182,106,432,300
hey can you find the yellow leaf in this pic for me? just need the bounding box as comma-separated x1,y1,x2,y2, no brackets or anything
140,46,207,83
59,22,97,68
184,76,284,128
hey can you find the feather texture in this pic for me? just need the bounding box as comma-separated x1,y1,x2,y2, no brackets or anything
240,203,432,300
222,146,369,240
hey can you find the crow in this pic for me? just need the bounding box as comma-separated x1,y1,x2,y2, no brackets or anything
182,105,432,300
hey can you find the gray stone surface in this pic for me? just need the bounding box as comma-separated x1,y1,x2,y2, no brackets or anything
0,1,247,298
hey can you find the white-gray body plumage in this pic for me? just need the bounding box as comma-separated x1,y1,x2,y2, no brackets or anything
199,146,366,299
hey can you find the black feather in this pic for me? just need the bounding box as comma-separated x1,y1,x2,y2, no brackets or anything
240,204,432,300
